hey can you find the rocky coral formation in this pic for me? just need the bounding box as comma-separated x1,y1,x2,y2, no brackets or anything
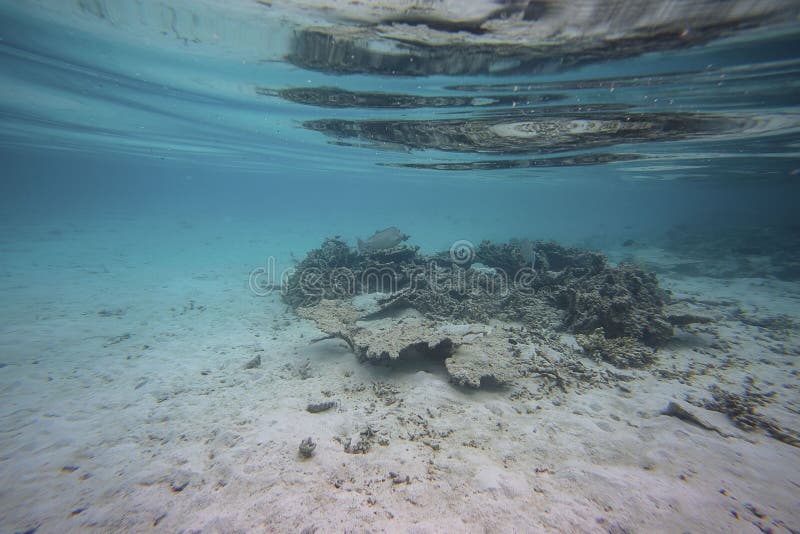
282,238,360,308
562,265,674,346
475,240,674,345
286,236,678,388
297,297,534,387
286,237,673,343
299,300,454,362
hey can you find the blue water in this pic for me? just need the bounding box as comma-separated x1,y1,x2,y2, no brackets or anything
1,1,799,532
1,1,799,252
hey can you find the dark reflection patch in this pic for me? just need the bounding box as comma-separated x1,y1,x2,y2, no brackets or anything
287,18,763,76
257,86,565,109
443,72,703,92
303,112,741,155
465,104,635,119
372,1,551,34
381,153,645,171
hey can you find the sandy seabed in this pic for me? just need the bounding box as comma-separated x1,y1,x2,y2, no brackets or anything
1,223,798,534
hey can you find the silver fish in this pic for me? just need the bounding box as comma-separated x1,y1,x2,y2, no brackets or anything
357,226,410,253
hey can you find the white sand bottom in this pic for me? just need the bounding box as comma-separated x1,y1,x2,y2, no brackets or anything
0,226,798,533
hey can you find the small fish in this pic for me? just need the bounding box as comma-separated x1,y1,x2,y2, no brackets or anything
357,226,410,253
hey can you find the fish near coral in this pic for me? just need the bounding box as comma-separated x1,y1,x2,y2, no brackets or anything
357,226,410,253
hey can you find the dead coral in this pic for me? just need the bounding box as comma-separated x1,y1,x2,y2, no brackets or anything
575,328,657,368
299,301,455,362
298,437,316,458
286,236,674,393
476,239,605,275
283,238,359,307
301,298,532,387
704,384,774,432
560,265,673,346
701,385,800,448
476,240,672,345
335,426,381,454
286,237,673,348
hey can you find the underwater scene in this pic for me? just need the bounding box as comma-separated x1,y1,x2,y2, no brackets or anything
1,0,800,532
